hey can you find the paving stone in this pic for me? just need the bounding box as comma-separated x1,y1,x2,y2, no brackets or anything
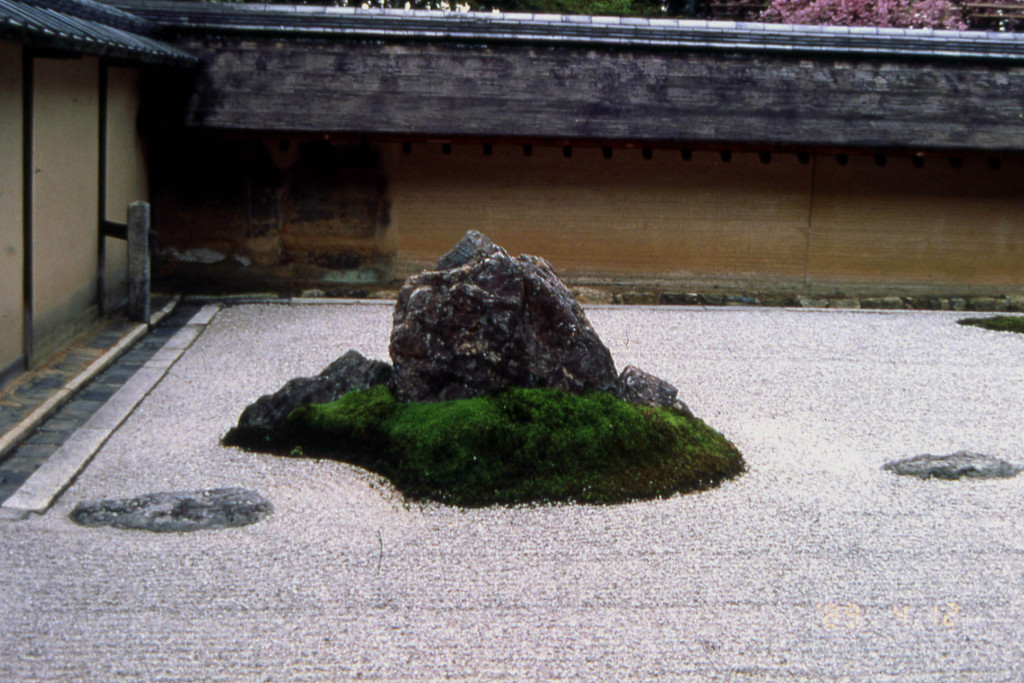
160,306,202,326
86,379,116,395
0,470,30,487
104,352,146,366
130,341,166,355
53,354,100,373
0,405,26,425
0,415,26,435
25,430,74,446
0,451,39,469
0,473,30,504
99,365,143,383
58,400,107,420
21,375,67,392
126,351,152,362
13,390,55,405
37,418,82,435
7,443,58,463
86,330,129,349
147,325,177,337
75,386,119,403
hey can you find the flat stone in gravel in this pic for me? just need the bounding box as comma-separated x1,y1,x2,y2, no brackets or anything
883,450,1023,480
69,487,273,532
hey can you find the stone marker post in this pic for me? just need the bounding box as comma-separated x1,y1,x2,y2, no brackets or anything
127,201,151,324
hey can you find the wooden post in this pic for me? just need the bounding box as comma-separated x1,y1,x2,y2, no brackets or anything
127,201,150,324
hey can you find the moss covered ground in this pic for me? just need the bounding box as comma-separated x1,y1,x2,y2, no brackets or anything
958,315,1024,334
233,385,745,507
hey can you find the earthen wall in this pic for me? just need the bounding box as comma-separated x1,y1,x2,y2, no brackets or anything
151,137,1024,298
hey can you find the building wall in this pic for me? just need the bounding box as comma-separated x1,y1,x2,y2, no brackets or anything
809,155,1024,288
149,135,1024,297
387,144,813,287
31,56,100,361
151,137,391,292
177,36,1024,153
0,42,24,378
388,142,1024,295
104,66,148,311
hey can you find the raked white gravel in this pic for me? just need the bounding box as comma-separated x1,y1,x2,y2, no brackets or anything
2,302,1023,681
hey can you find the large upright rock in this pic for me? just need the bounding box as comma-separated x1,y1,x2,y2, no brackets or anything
435,230,501,270
226,231,694,451
388,236,621,402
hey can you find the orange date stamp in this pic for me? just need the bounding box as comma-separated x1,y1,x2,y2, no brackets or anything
818,601,960,631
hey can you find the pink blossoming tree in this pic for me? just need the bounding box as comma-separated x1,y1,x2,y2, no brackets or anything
761,0,968,30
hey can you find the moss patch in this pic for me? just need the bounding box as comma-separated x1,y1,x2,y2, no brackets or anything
237,385,744,507
958,315,1024,334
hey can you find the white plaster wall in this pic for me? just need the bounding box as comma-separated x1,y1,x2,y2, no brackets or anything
104,66,148,311
31,56,100,361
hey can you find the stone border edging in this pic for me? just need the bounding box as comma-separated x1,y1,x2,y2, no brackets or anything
0,301,219,521
0,296,182,464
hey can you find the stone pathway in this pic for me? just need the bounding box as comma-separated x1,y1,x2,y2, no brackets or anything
0,299,198,505
0,318,138,439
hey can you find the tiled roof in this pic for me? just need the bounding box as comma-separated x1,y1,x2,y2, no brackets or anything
113,0,1024,62
0,0,197,65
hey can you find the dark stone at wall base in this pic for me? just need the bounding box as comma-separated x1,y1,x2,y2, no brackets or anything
70,488,273,532
226,349,392,445
660,292,701,306
883,451,1023,480
388,242,621,402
